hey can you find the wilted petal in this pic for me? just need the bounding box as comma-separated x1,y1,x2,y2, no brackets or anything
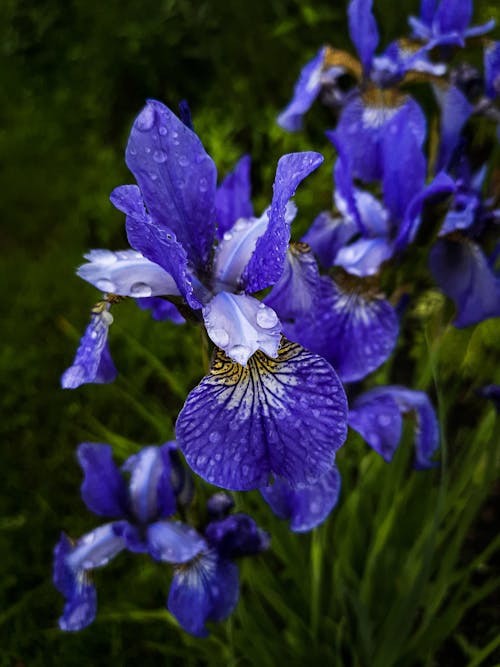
77,249,180,298
277,48,327,131
168,551,239,637
77,443,128,517
205,513,270,558
348,393,403,461
335,237,394,276
122,445,176,523
125,100,217,270
147,521,206,563
293,277,398,383
261,465,341,532
302,211,358,268
66,523,127,572
61,307,117,389
215,155,254,238
203,292,281,366
176,340,347,490
243,151,324,292
429,238,500,327
348,0,379,74
264,243,321,321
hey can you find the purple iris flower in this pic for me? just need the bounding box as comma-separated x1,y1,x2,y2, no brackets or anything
53,442,203,631
409,0,495,50
348,386,440,469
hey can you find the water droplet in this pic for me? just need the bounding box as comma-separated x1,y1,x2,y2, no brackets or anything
145,146,151,154
196,454,207,467
256,307,278,329
229,344,251,365
159,126,168,136
130,282,152,297
199,177,208,192
96,278,116,292
223,231,233,241
377,414,392,427
101,311,114,326
209,432,221,444
178,155,189,167
136,105,155,131
149,172,158,181
210,328,230,347
153,149,167,163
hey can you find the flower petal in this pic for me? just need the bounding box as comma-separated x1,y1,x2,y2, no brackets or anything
348,393,403,461
61,307,117,389
168,552,239,637
335,237,394,277
215,155,254,239
176,340,348,490
434,84,473,172
202,292,281,366
147,521,207,563
277,48,327,131
66,523,127,572
302,212,358,268
429,238,500,327
77,443,128,517
124,100,217,270
77,249,180,298
135,296,185,323
485,41,500,99
348,0,379,74
261,465,341,533
243,152,324,292
205,513,270,558
293,276,398,383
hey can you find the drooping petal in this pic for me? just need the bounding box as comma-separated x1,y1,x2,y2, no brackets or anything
277,48,327,131
429,238,500,327
243,152,324,293
215,155,254,239
293,276,399,383
147,521,206,563
485,41,500,99
54,534,97,632
124,100,217,270
77,443,128,518
348,393,403,461
348,0,379,75
65,523,127,572
135,296,185,323
202,292,281,366
176,340,348,490
61,307,117,389
335,237,394,277
261,465,341,533
302,211,358,268
205,513,270,558
122,445,176,523
264,243,321,321
77,249,181,298
434,84,473,172
168,551,239,637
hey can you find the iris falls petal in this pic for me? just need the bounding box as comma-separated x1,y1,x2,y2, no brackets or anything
176,340,347,490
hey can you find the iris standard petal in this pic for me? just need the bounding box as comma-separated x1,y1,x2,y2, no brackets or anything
434,0,472,36
264,243,321,321
261,465,341,533
277,47,327,131
65,523,127,571
293,277,399,383
429,238,500,327
77,443,128,517
147,521,207,563
202,292,281,366
243,151,324,293
348,393,403,461
176,340,347,490
205,513,270,558
122,445,176,523
168,551,239,637
61,307,117,389
135,296,185,323
434,84,473,172
125,99,217,270
215,155,254,239
77,249,181,298
335,237,394,277
302,212,358,268
348,0,379,75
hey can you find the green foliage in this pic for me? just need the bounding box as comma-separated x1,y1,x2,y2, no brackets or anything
1,0,500,665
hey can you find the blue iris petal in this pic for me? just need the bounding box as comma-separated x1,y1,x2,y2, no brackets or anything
434,85,473,173
202,292,281,366
176,340,347,490
302,212,358,268
348,0,379,75
61,308,117,389
65,523,127,572
77,443,128,517
243,152,324,293
277,47,327,131
261,465,341,533
124,100,217,271
215,155,254,239
205,513,270,558
168,550,239,637
135,296,185,323
485,41,500,99
430,238,500,327
147,521,207,563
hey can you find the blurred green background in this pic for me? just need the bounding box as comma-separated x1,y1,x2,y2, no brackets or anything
1,0,500,665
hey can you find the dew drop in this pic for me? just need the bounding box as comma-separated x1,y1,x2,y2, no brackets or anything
377,413,392,427
153,149,167,163
136,105,155,131
223,231,233,241
199,177,208,192
178,155,189,167
130,282,152,298
256,307,278,329
228,344,251,365
159,126,168,136
210,328,230,347
209,432,221,444
96,278,116,292
149,172,158,181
